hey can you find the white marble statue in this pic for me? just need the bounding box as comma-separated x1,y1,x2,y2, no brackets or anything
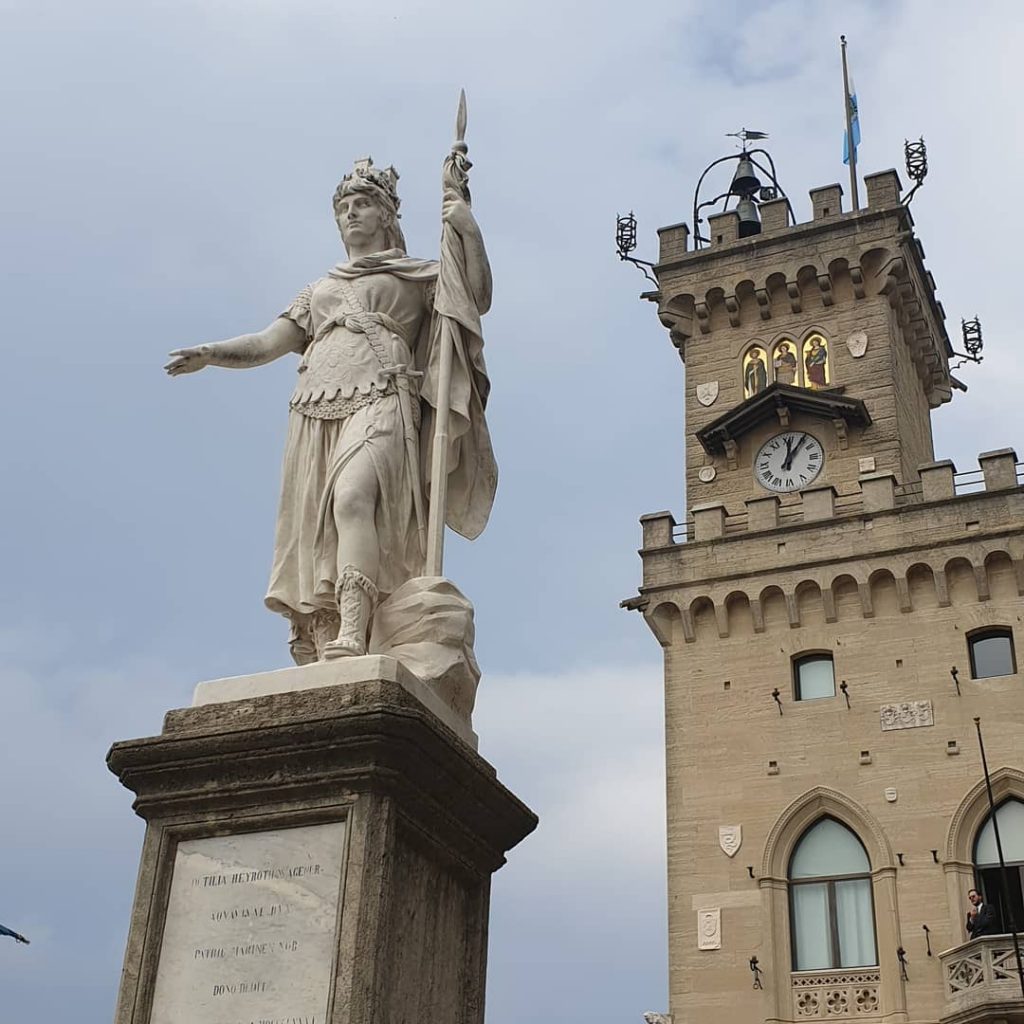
165,115,495,715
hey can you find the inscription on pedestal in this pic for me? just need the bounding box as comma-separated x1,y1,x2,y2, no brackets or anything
149,822,347,1024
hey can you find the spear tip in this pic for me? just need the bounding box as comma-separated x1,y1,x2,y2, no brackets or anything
456,88,467,143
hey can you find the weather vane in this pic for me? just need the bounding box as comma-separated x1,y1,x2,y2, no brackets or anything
725,128,769,144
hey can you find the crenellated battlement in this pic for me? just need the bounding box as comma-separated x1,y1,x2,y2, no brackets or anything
641,449,1020,550
631,449,1023,645
653,168,953,412
634,450,1019,647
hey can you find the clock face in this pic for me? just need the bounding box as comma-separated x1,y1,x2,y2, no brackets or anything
754,431,824,493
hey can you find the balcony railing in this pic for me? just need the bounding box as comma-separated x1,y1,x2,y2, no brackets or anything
939,934,1024,1024
791,967,881,1019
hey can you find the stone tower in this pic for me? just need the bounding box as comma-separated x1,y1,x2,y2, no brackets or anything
627,166,1024,1024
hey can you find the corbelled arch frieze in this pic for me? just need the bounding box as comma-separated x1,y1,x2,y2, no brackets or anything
641,546,1023,644
659,248,891,344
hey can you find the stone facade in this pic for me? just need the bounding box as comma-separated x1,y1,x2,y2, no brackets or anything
630,168,1024,1024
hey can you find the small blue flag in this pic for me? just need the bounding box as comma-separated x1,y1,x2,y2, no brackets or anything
843,76,861,166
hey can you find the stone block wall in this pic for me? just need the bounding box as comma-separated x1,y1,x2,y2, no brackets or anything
634,469,1024,1024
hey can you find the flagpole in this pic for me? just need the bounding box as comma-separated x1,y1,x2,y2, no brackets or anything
425,90,470,578
841,35,860,210
974,717,1024,998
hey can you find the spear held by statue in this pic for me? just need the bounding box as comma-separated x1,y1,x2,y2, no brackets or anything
425,88,487,577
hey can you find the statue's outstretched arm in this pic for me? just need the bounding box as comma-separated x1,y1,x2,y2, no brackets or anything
164,317,306,376
442,196,492,315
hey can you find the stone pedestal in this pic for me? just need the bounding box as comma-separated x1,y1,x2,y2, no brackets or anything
107,657,536,1024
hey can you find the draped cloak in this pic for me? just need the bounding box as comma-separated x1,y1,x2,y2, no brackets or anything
264,249,496,619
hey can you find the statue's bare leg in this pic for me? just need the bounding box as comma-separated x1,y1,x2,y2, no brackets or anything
323,447,380,660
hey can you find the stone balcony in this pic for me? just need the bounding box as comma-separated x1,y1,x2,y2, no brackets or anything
940,935,1024,1024
791,967,881,1019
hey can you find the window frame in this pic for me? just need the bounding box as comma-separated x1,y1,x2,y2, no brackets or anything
973,797,1024,933
792,651,836,701
788,817,879,971
967,627,1017,680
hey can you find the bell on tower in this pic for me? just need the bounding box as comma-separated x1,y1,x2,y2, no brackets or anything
730,153,763,237
691,130,790,248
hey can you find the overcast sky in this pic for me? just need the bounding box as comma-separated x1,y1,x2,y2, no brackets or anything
1,1,1022,1021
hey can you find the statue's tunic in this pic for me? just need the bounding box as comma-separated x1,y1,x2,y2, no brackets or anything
264,248,497,626
265,256,436,617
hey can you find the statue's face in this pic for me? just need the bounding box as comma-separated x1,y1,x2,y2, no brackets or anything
336,192,388,250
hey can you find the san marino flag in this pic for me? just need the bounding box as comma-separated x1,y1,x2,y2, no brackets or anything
843,74,861,166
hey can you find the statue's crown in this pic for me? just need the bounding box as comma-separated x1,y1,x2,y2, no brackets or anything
342,156,401,210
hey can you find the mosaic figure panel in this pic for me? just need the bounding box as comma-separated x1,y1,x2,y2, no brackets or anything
773,340,799,386
803,334,830,389
743,345,769,399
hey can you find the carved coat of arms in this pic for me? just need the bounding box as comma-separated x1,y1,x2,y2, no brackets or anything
718,825,742,857
696,381,719,407
846,330,868,358
697,908,722,950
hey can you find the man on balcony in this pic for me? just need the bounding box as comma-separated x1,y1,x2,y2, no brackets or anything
966,887,1000,938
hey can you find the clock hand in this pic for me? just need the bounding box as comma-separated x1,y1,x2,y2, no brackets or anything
781,436,795,471
789,435,808,463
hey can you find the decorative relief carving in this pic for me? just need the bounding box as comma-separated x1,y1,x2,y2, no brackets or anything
697,908,721,950
697,466,717,483
718,825,742,858
696,381,719,407
880,700,934,731
944,937,1022,1001
792,970,880,1019
847,330,868,358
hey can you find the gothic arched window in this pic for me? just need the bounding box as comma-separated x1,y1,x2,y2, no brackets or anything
974,798,1024,932
789,818,877,970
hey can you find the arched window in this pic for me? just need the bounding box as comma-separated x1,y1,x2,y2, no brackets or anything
789,818,877,970
968,627,1017,680
974,798,1024,932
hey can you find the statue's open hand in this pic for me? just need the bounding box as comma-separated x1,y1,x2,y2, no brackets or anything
164,345,213,376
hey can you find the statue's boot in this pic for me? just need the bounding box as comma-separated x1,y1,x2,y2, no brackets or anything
287,615,318,667
323,564,379,660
